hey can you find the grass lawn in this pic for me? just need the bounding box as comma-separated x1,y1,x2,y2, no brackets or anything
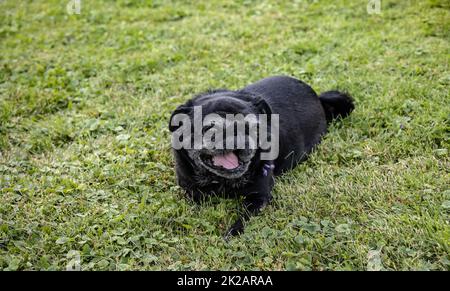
0,0,449,271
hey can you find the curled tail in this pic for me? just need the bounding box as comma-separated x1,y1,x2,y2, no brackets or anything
319,91,354,123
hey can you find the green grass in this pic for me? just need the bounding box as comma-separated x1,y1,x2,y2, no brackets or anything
0,0,449,270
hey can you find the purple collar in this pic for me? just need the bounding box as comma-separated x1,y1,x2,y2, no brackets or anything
262,163,275,176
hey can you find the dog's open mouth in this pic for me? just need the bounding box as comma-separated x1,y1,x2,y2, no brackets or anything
212,152,240,169
200,151,251,178
201,151,242,171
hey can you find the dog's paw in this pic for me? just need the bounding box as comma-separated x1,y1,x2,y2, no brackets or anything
223,220,244,241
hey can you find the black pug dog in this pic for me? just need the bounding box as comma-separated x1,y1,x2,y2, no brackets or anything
169,76,354,238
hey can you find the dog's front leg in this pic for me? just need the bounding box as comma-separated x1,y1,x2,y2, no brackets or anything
224,165,274,239
224,193,271,239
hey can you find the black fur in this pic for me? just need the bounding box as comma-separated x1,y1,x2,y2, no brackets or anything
319,90,354,123
169,76,354,238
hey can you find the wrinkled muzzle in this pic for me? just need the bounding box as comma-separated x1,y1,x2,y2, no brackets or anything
187,129,258,179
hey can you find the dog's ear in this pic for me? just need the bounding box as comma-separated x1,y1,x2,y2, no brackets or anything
254,98,272,124
169,101,193,132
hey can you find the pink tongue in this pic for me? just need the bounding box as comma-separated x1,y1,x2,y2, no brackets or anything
212,152,239,169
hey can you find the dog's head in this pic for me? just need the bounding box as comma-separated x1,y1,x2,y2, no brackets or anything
169,90,272,179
